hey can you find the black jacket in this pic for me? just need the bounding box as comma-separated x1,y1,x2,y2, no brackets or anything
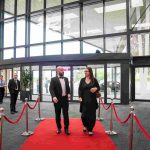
8,79,20,94
49,76,70,101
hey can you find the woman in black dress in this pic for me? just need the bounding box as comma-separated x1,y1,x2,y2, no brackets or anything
78,67,100,136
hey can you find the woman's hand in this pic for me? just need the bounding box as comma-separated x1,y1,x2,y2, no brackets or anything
90,87,97,93
79,97,82,102
68,94,71,101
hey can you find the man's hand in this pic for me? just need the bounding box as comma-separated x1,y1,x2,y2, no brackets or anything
53,97,58,103
68,94,71,101
79,97,82,102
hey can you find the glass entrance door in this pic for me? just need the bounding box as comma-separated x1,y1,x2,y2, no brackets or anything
42,66,56,101
42,66,71,101
107,64,121,103
73,66,86,100
32,66,39,100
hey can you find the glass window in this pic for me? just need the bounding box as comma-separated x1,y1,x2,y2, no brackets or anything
63,41,80,54
16,17,25,46
46,11,61,42
30,14,44,44
63,7,80,39
3,49,14,59
83,3,103,37
131,33,150,56
104,0,127,34
17,0,26,15
4,20,14,48
64,0,79,4
4,0,15,18
106,36,127,53
83,38,103,54
135,67,150,100
46,43,61,55
46,0,61,8
31,0,44,12
30,45,43,57
130,0,150,31
16,47,25,58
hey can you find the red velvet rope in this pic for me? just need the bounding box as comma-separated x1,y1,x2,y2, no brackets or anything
112,103,131,124
134,114,150,140
3,103,27,124
99,97,111,110
27,98,39,110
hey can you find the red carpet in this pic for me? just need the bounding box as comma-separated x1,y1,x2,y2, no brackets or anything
20,119,117,150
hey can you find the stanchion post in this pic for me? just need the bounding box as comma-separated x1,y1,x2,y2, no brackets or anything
97,98,104,121
35,94,44,121
105,99,117,135
128,106,134,150
0,108,4,150
21,98,34,136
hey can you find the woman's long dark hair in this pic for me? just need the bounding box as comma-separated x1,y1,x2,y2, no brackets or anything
86,67,94,82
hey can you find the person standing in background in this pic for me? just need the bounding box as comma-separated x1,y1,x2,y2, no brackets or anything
8,73,20,114
0,75,6,104
44,77,49,93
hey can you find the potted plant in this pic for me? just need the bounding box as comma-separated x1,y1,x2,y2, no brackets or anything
20,69,32,101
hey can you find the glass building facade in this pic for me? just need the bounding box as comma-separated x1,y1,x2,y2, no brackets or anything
0,0,150,103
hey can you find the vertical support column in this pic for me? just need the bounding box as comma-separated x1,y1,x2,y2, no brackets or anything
0,108,4,150
105,99,117,135
97,98,104,121
21,98,34,136
35,95,44,121
0,0,4,62
121,63,129,104
128,106,134,150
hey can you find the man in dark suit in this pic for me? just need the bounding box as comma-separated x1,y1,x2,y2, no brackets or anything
8,73,20,114
50,66,71,135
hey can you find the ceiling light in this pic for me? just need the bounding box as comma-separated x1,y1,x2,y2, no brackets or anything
95,2,126,13
131,0,143,8
64,13,78,19
114,25,126,31
87,29,102,34
132,23,150,28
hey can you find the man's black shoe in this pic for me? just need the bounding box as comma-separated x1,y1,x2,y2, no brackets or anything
14,111,18,113
83,127,87,132
56,129,61,134
65,129,70,135
88,132,93,136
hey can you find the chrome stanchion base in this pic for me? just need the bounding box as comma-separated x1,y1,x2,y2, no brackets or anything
35,117,45,121
21,131,34,136
97,117,104,121
105,130,117,135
